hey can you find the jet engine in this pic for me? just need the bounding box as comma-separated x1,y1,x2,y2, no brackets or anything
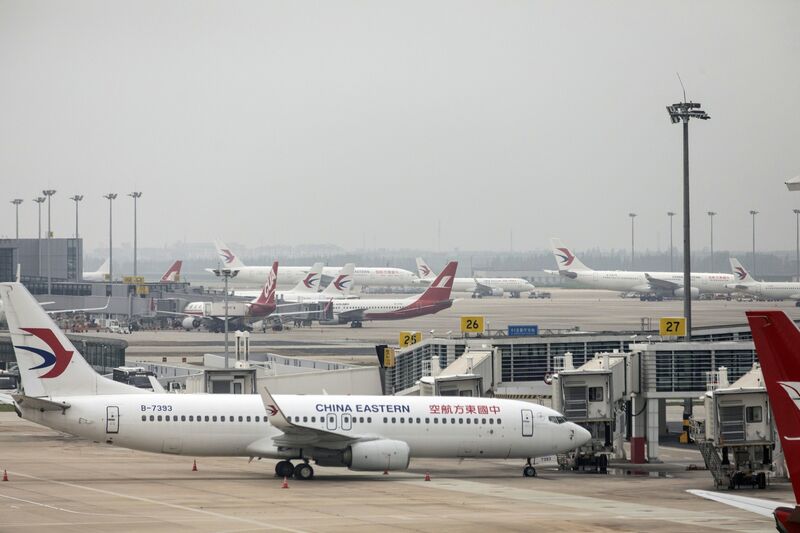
182,317,201,330
673,287,700,299
313,439,411,471
490,288,504,296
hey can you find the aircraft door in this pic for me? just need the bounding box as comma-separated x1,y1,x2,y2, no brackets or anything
106,406,119,434
341,413,352,431
521,409,533,437
326,412,337,431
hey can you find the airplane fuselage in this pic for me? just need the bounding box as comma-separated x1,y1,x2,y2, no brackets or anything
564,270,734,295
232,267,416,288
734,282,800,300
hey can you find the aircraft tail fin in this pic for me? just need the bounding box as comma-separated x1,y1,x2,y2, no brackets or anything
291,262,324,293
550,238,591,272
253,261,278,306
214,241,246,269
730,258,756,284
747,311,800,506
417,261,457,303
416,258,437,280
0,282,139,398
160,260,183,282
322,263,355,296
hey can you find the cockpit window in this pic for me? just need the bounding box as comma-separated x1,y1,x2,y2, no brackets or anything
548,416,567,424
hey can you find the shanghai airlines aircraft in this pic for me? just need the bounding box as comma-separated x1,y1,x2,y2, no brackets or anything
323,262,458,328
213,241,416,288
159,260,183,282
415,258,535,298
689,311,800,531
0,281,590,480
551,238,734,299
82,259,110,282
727,258,800,306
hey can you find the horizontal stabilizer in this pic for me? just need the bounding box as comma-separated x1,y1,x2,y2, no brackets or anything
12,394,70,412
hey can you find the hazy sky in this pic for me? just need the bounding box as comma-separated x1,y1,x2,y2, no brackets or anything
1,1,798,254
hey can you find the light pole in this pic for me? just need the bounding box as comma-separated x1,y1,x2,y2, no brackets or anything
750,210,759,278
33,196,45,277
42,189,56,294
70,195,83,281
10,199,22,239
794,209,800,282
667,98,710,341
707,211,716,271
667,211,675,270
213,268,238,368
104,194,117,282
628,213,637,269
128,192,142,277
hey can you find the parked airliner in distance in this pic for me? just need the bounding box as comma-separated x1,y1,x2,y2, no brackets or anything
727,258,800,306
689,310,800,531
0,281,590,480
550,238,734,300
322,261,459,328
213,241,416,288
82,259,182,283
82,259,109,282
415,258,535,298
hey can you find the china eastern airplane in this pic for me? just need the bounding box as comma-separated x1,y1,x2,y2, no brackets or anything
0,281,590,480
323,261,458,328
689,310,800,531
726,258,800,306
550,238,734,300
213,241,416,289
415,258,535,298
234,262,353,303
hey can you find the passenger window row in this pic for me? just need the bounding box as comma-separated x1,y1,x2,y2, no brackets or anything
383,417,501,425
141,414,270,423
285,416,373,423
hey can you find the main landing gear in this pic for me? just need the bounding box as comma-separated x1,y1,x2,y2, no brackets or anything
275,460,315,480
350,321,363,328
523,458,537,477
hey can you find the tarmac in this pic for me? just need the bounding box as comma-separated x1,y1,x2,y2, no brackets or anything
0,412,786,532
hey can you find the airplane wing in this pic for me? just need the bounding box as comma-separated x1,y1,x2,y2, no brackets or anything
45,297,111,315
472,280,493,297
687,489,789,518
645,273,681,292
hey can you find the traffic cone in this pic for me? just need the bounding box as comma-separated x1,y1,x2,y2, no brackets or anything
2,470,7,482
281,476,289,489
424,471,431,481
192,460,198,472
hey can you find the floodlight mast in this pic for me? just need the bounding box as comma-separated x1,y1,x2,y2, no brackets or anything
666,100,710,341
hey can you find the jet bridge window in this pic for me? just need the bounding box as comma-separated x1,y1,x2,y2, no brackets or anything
588,387,604,402
746,406,763,423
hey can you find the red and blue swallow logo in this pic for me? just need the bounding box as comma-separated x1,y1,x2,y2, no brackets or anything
219,249,236,264
15,328,74,378
333,275,352,291
302,273,320,289
735,267,747,281
556,248,575,267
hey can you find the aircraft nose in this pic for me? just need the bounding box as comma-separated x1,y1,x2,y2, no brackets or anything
570,423,592,447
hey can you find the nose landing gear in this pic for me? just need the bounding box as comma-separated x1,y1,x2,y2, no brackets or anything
523,458,537,477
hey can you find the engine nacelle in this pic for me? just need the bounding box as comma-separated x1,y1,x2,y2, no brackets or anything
318,316,348,326
182,317,201,330
673,287,700,299
490,288,504,296
313,439,411,471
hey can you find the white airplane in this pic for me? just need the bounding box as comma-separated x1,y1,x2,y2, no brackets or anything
213,241,417,289
323,261,458,328
415,258,535,298
277,263,358,303
726,258,800,306
0,280,590,480
82,259,109,282
550,238,735,300
235,262,329,302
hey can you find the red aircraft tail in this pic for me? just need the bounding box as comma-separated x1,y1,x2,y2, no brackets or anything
416,261,457,304
253,261,278,306
160,260,182,282
747,310,800,531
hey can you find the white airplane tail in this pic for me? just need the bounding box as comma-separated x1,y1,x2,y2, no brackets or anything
415,257,437,280
322,263,355,296
95,258,110,275
214,240,246,269
550,238,592,272
0,282,138,398
291,262,324,293
730,258,756,283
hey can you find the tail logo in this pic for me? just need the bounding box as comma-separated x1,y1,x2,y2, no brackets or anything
419,265,432,277
266,405,279,417
219,249,235,264
555,248,575,267
333,275,352,291
735,267,747,281
433,275,452,289
15,328,74,378
302,273,320,289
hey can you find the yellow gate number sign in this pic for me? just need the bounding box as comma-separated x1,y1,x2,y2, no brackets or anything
383,347,396,368
461,316,485,333
399,331,422,348
659,317,686,337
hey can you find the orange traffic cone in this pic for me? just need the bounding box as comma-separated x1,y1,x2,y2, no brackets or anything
424,471,431,481
2,470,8,482
281,476,289,489
192,460,198,472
